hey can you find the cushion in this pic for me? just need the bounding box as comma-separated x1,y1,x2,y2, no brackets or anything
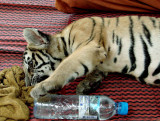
1,0,160,120
55,0,160,13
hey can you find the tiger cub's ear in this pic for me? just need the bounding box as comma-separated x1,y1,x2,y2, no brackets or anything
23,28,50,50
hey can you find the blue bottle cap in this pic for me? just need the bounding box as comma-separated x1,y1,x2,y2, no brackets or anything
117,102,128,115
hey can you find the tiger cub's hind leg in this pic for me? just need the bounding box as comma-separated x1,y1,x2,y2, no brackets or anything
76,69,105,95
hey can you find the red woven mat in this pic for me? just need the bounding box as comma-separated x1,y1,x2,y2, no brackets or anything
0,1,160,120
0,2,71,70
29,74,160,121
0,0,55,7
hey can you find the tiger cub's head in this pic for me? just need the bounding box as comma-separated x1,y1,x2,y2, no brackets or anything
23,28,62,86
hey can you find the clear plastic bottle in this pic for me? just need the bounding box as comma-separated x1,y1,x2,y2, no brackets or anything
34,94,128,120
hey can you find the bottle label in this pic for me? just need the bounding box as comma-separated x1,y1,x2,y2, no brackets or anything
79,95,100,119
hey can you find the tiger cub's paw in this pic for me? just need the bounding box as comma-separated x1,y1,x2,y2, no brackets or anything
76,70,104,95
30,80,62,99
30,81,48,99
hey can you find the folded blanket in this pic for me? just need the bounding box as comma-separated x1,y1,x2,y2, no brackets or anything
0,66,33,121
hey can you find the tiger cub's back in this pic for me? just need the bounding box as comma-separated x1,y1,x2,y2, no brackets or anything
100,16,160,85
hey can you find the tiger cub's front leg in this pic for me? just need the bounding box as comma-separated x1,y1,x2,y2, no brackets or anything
30,42,107,99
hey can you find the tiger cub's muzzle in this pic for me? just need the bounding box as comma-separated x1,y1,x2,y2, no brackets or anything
31,75,49,85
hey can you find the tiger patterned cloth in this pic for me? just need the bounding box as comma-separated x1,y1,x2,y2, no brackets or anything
1,0,160,121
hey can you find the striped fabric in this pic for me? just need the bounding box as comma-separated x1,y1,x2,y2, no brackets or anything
0,0,160,120
0,0,55,7
0,2,70,70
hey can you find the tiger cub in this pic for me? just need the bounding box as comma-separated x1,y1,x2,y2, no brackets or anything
23,16,160,99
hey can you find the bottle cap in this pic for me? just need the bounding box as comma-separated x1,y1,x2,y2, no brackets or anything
117,102,128,115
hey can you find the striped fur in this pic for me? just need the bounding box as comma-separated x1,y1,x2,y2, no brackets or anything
23,16,160,99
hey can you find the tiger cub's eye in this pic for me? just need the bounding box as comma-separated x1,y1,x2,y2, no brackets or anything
28,61,33,67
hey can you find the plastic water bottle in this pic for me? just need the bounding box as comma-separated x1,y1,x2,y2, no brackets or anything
34,94,128,120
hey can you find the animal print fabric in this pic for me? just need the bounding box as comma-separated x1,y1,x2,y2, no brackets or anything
0,0,160,120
